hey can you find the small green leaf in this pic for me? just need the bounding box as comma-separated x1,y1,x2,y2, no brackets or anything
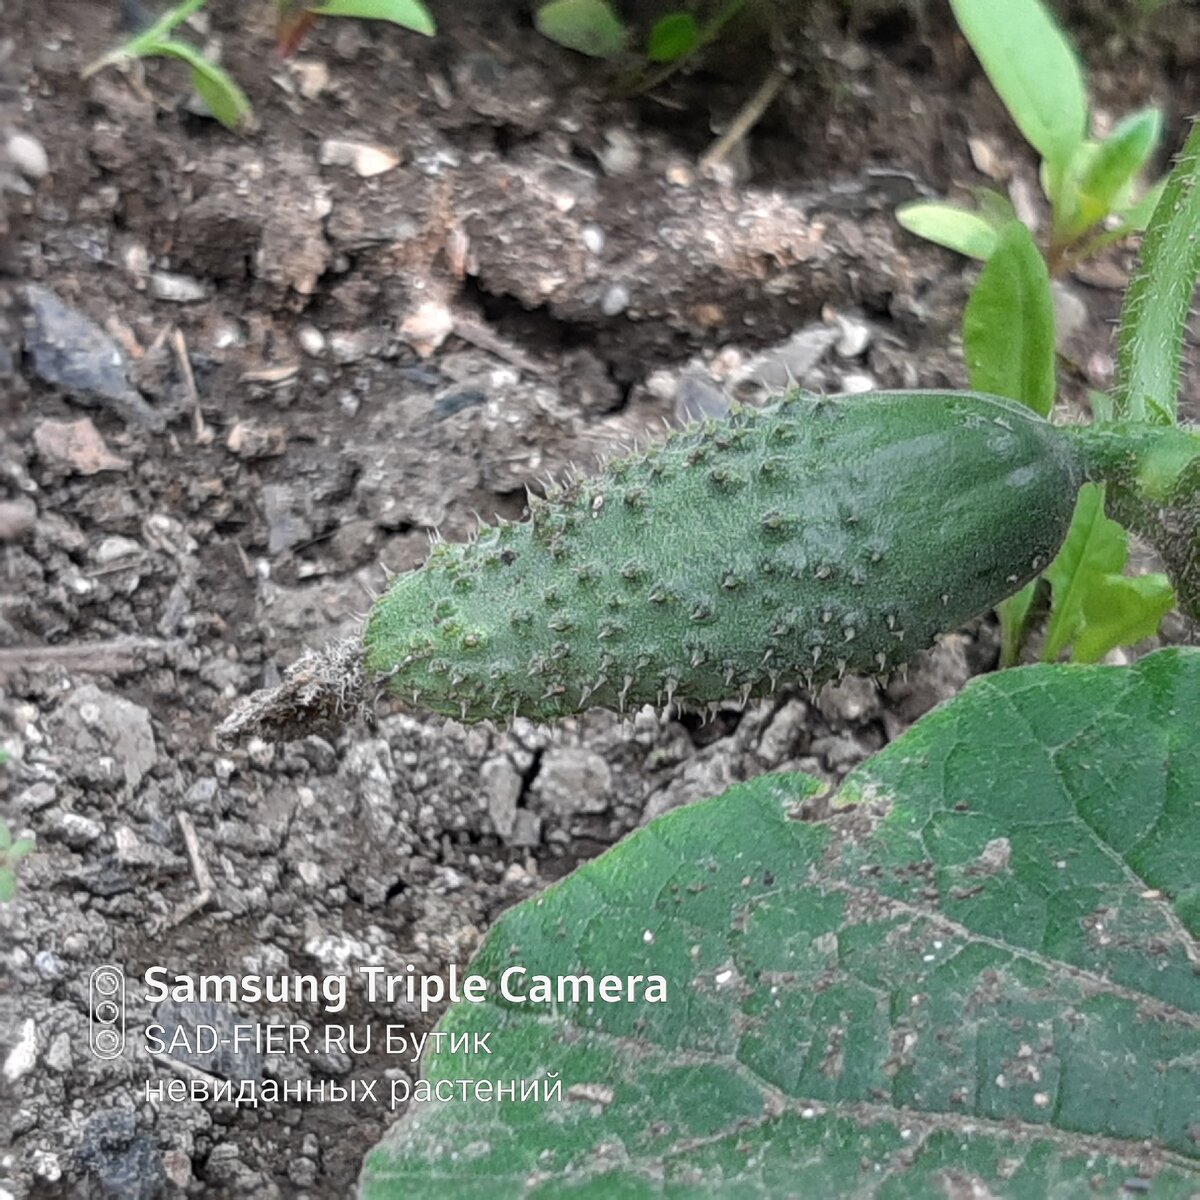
8,838,34,860
1115,117,1200,423
949,0,1087,195
962,221,1056,416
646,12,699,62
997,580,1038,667
1070,107,1163,236
154,39,253,132
1042,483,1172,662
535,0,627,58
0,870,15,903
0,821,10,852
1073,571,1175,663
307,0,436,35
363,648,1200,1197
1117,176,1167,232
895,202,1001,260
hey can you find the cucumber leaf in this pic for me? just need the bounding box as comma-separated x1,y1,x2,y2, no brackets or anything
535,0,627,58
949,0,1087,199
362,648,1200,1198
895,202,1001,260
1042,483,1173,662
307,0,436,35
962,221,1056,416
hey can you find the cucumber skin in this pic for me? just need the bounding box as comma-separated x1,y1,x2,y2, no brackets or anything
364,391,1084,723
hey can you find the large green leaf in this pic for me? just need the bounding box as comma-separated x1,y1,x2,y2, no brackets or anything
362,649,1200,1198
949,0,1087,195
962,222,1056,416
1042,483,1174,663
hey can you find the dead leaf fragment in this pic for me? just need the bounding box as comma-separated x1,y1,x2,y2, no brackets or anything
33,418,129,474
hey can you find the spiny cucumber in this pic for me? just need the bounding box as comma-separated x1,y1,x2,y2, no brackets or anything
364,390,1085,723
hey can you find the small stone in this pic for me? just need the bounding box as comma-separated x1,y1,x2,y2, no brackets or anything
45,1031,72,1072
758,698,809,762
319,138,400,177
6,131,49,180
296,861,321,886
56,684,157,790
149,271,209,303
510,809,542,848
480,756,523,839
398,299,454,358
53,811,103,848
92,535,141,565
227,420,288,459
834,314,872,358
600,283,630,317
3,1018,37,1081
290,58,330,100
0,499,36,542
328,330,376,364
297,325,325,357
34,418,130,475
838,372,876,395
15,782,56,813
532,749,611,815
581,224,606,255
597,127,640,177
34,950,67,980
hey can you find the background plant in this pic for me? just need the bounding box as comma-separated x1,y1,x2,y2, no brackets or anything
897,0,1183,667
82,0,436,132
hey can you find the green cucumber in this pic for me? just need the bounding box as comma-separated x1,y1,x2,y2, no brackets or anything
364,390,1085,723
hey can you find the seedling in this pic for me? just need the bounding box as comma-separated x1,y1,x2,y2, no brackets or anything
894,0,1181,666
82,0,436,132
897,0,1164,272
535,0,746,86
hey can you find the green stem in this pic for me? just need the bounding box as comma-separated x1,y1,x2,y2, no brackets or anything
82,0,209,78
1114,117,1200,423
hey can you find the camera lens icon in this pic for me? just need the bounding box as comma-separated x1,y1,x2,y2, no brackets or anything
89,966,126,1060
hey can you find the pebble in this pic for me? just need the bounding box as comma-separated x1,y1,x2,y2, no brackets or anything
838,372,877,394
319,139,400,177
34,418,130,475
297,325,325,357
149,271,209,303
45,1031,72,1072
597,127,641,177
3,1018,37,1081
34,950,67,980
600,283,630,317
0,498,36,542
6,131,49,180
480,756,523,840
580,223,605,255
834,313,872,358
53,811,102,848
57,685,158,790
23,286,160,428
531,749,611,815
92,535,141,565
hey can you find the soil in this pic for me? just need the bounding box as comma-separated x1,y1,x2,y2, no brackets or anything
1,1,1197,1196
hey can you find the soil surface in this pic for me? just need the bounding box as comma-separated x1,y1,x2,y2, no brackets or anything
1,1,1197,1196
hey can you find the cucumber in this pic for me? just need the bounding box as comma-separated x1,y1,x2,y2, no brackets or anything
364,390,1085,723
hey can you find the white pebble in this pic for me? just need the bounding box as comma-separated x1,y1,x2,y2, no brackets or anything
6,132,49,181
297,325,325,357
581,223,606,255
